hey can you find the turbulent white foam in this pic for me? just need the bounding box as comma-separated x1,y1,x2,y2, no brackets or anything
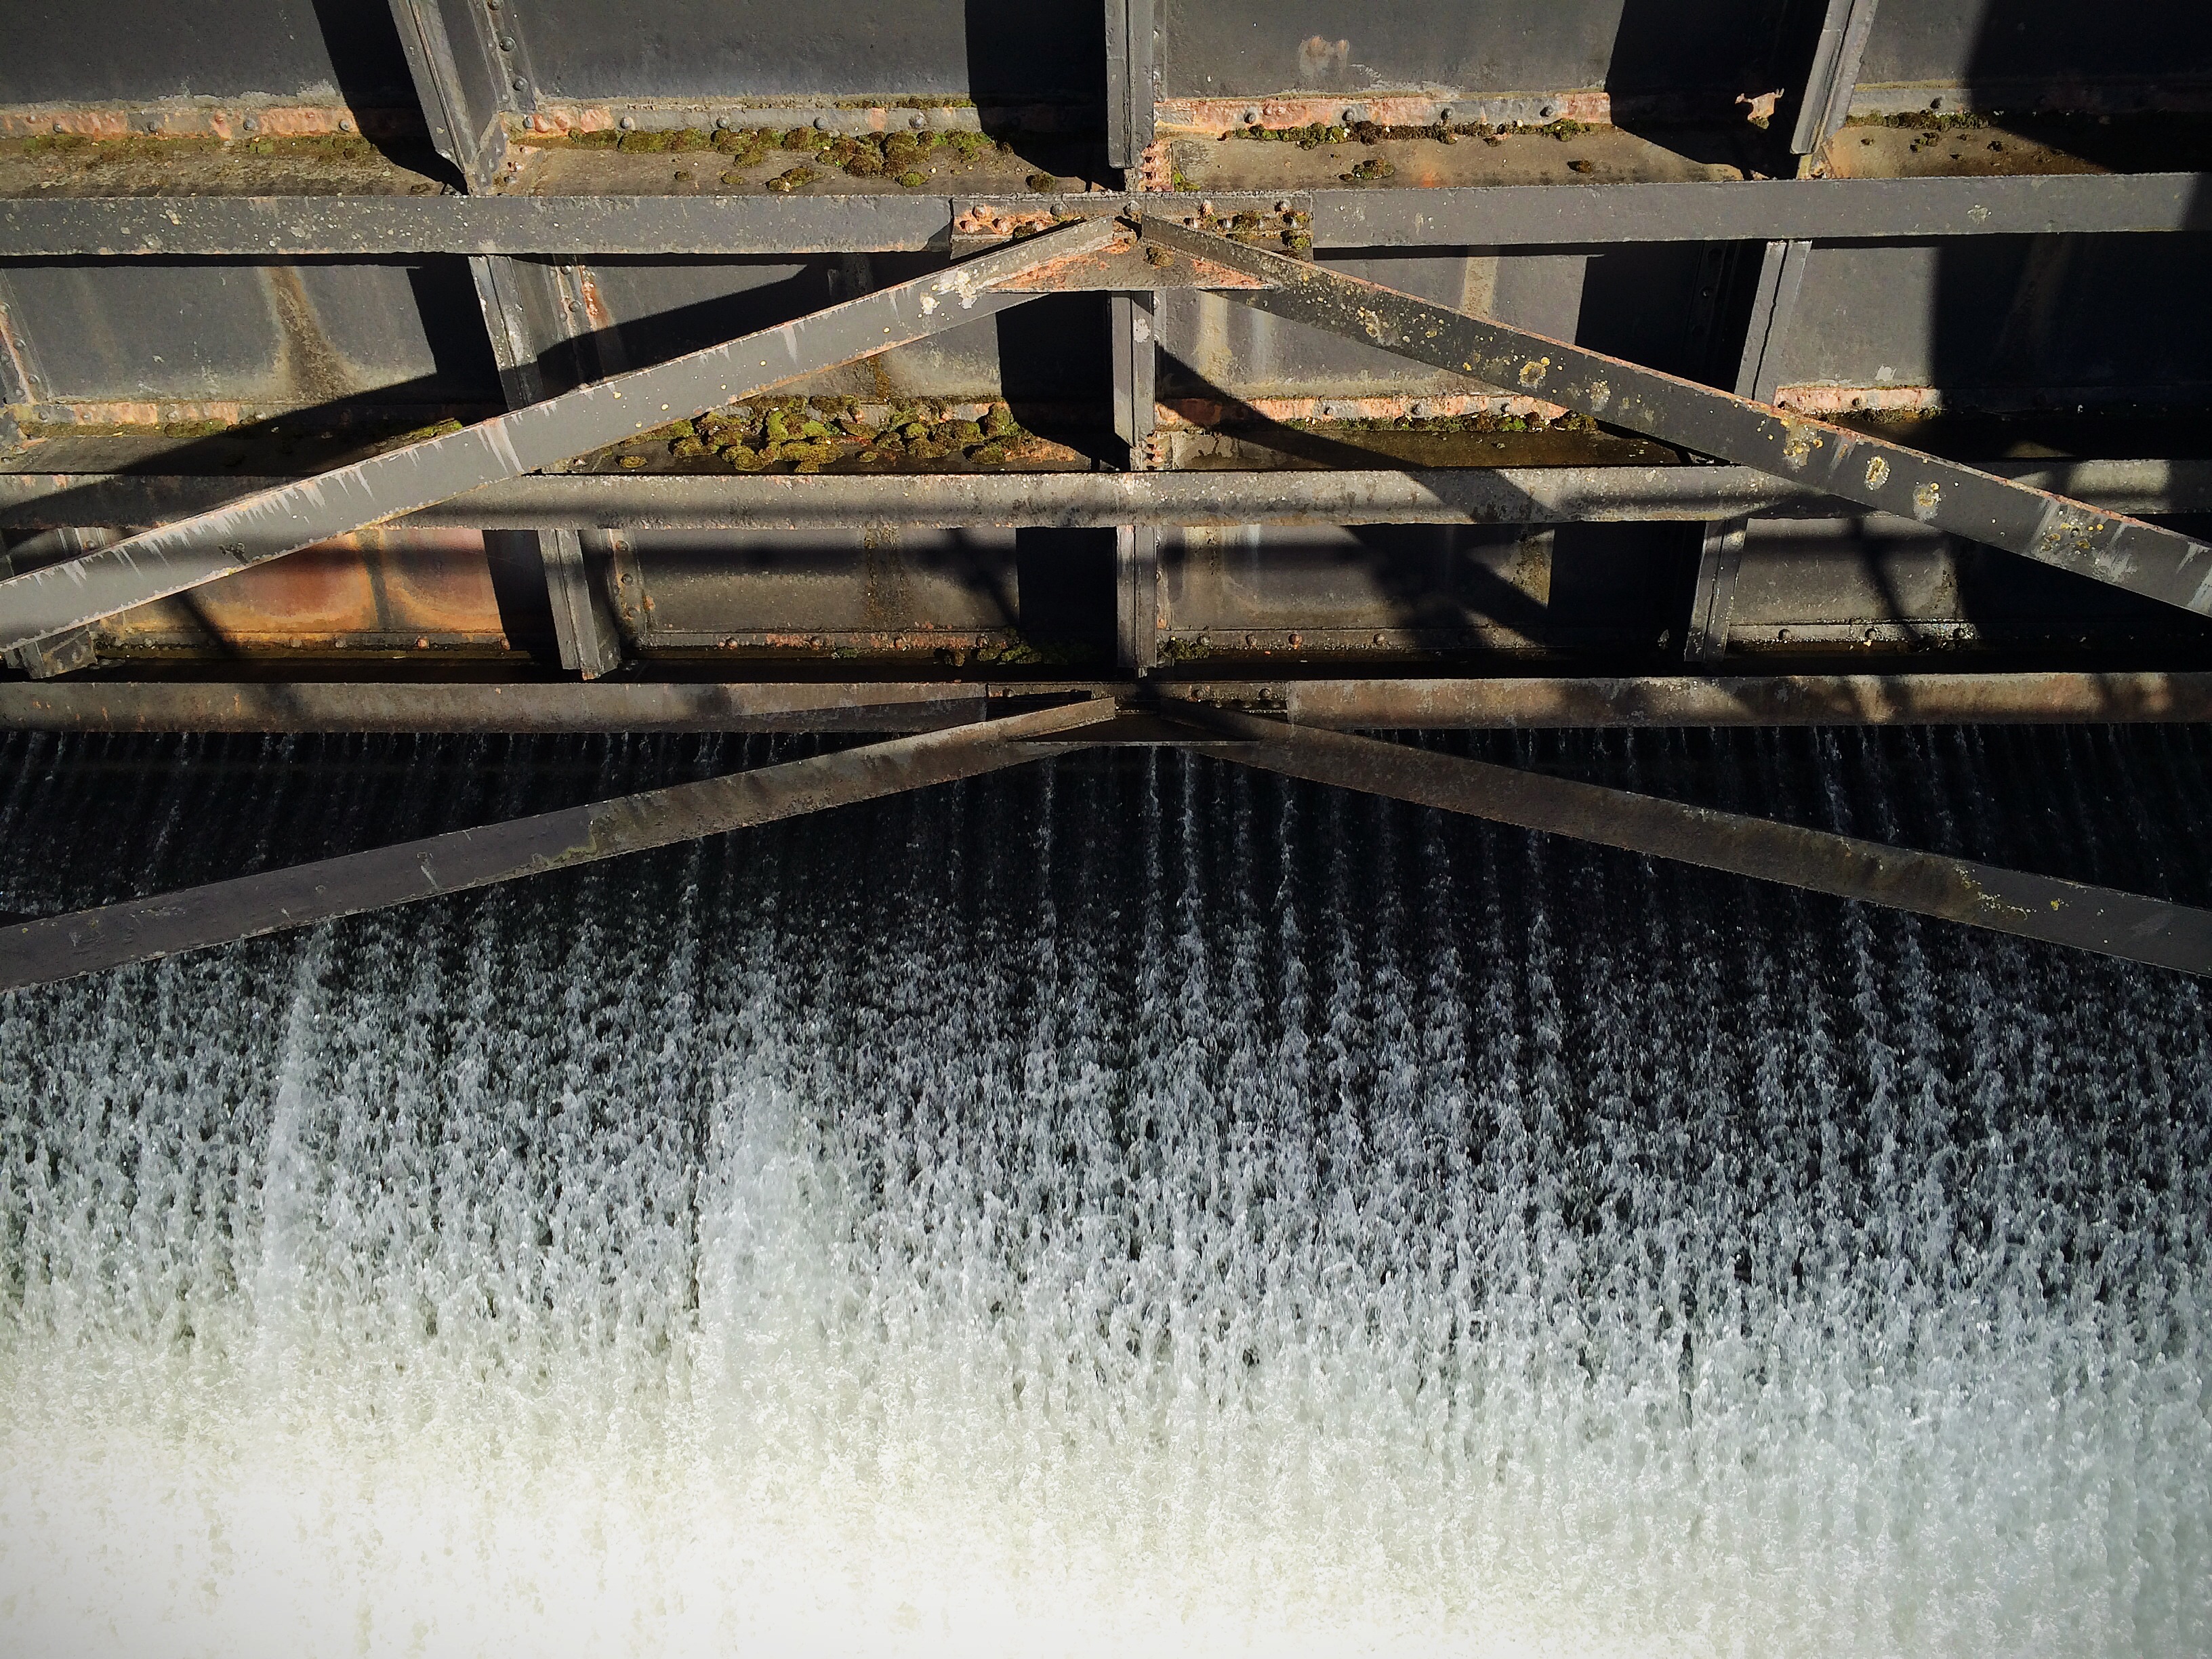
1,747,2208,1656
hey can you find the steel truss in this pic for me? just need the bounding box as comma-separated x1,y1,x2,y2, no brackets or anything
3,691,2207,991
7,221,2211,987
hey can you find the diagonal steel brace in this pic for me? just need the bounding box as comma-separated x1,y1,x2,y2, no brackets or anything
1164,705,2212,978
0,219,1120,660
0,697,1117,991
1140,220,2212,619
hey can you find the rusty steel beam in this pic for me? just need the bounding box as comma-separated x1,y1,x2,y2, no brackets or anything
1176,710,2212,978
4,672,2210,735
12,461,2212,534
1141,220,2212,620
0,218,1117,661
6,174,2211,257
0,697,1115,991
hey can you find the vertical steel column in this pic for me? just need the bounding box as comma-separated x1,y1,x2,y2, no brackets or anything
1110,293,1158,466
387,0,530,192
1105,0,1157,177
1116,524,1160,674
468,255,626,676
1790,0,1881,169
391,1,624,677
1685,239,1814,661
0,272,41,451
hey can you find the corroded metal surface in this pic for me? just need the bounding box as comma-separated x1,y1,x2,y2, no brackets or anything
5,672,2209,733
0,695,1115,990
12,462,2210,532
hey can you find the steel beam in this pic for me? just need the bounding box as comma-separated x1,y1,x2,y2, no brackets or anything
387,0,522,193
0,697,1115,991
12,461,2210,534
5,174,2208,258
6,672,2209,735
1105,0,1157,174
1144,221,2212,620
1687,239,1814,661
0,218,1117,658
1115,524,1160,674
1791,0,1882,161
468,255,630,678
1179,710,2212,978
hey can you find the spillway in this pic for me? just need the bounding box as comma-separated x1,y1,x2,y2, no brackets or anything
1,725,2207,1655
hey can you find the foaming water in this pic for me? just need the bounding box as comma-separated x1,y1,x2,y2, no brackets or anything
1,729,2209,1656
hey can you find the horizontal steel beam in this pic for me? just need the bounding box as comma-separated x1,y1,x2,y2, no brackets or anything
2,173,2204,258
7,461,2209,533
4,672,2209,733
0,696,1115,991
1145,222,2212,619
1183,710,2212,977
0,219,1114,657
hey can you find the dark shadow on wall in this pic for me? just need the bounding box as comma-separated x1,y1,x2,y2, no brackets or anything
304,0,455,178
965,0,1108,151
1923,5,2212,661
1605,0,1820,173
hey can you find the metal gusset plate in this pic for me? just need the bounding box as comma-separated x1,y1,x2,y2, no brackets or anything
1140,220,2212,620
0,698,1114,992
0,218,1118,661
1169,708,2212,978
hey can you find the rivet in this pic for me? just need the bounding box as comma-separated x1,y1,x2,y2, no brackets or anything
52,121,64,133
511,75,528,92
1540,104,1555,119
498,33,516,49
1929,96,1944,110
337,117,354,132
243,116,259,132
1341,108,1357,124
1439,108,1452,123
618,115,636,130
1242,108,1258,123
909,113,926,129
813,115,830,129
715,116,731,130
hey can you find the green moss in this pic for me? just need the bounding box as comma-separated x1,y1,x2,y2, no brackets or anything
720,443,764,470
1025,171,1058,191
896,168,927,187
764,165,818,192
967,442,1008,464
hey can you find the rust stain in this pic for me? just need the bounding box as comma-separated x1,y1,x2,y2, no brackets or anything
99,531,504,650
0,103,417,140
1155,92,1612,138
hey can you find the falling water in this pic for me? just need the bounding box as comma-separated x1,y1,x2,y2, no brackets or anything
1,726,2207,1656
